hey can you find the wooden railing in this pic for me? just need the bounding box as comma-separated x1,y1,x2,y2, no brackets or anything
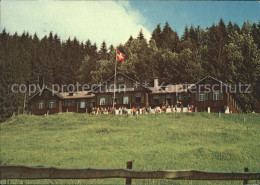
1,163,259,184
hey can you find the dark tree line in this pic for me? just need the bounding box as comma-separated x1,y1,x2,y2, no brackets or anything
0,19,259,121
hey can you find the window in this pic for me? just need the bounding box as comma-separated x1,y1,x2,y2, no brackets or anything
182,93,190,100
136,93,141,97
49,100,56,109
199,93,205,101
213,92,220,100
178,94,183,101
166,98,171,105
117,76,124,82
90,102,95,108
63,100,72,106
118,83,126,91
123,96,129,104
113,97,118,104
38,101,45,109
165,95,171,105
80,100,86,108
100,97,106,105
153,95,159,105
135,93,141,104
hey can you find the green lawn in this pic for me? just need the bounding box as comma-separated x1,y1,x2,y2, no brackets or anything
1,113,259,184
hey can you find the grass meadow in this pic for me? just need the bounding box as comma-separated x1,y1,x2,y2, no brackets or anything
0,113,259,184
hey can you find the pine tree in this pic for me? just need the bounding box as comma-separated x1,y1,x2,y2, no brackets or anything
128,35,134,42
99,41,108,60
161,22,180,53
251,22,260,48
138,29,145,40
151,24,162,47
181,25,189,41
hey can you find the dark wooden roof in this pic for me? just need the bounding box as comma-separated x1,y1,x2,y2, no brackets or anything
92,71,152,93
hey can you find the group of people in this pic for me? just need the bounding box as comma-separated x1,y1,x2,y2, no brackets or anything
90,101,195,115
90,106,152,115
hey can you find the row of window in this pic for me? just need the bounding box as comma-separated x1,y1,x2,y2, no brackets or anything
100,95,142,105
197,92,223,101
63,99,95,108
37,100,56,109
36,99,96,109
151,92,222,104
35,92,223,109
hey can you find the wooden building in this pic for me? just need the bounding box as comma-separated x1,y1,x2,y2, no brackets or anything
189,76,245,113
93,72,151,108
29,88,95,115
29,73,245,114
149,83,194,108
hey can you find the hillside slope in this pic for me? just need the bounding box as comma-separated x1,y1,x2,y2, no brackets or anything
1,113,259,184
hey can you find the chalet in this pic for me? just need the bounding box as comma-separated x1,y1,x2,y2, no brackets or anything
188,76,245,113
149,81,194,108
29,72,245,115
93,72,151,108
29,88,95,115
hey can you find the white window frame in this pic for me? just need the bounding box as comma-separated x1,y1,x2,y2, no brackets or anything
80,100,86,108
49,100,56,109
123,96,129,104
213,92,220,100
100,97,106,105
38,101,45,109
199,93,205,101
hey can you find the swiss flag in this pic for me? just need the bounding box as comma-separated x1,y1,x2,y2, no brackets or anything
116,50,125,62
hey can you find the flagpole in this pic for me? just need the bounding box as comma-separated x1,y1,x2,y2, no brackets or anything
113,50,117,109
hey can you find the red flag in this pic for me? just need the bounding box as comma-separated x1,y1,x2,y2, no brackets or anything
116,50,125,62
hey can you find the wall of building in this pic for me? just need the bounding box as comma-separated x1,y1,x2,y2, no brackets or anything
30,90,61,115
62,98,96,113
96,91,146,108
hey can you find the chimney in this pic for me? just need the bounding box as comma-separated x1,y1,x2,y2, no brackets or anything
69,92,74,96
154,78,159,87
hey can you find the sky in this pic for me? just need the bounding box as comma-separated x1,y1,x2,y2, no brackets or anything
1,1,260,48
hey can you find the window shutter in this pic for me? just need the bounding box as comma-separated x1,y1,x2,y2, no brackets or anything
129,94,132,104
118,94,122,104
219,92,223,100
132,93,135,104
97,96,100,105
171,95,174,105
141,93,144,103
209,92,213,100
105,95,108,105
159,95,164,104
205,93,208,101
195,93,199,101
108,95,112,105
51,100,56,108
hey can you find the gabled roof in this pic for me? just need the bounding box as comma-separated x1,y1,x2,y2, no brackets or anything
195,75,231,88
59,91,95,99
29,87,95,100
149,84,195,94
92,71,152,92
195,76,246,112
29,87,63,100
